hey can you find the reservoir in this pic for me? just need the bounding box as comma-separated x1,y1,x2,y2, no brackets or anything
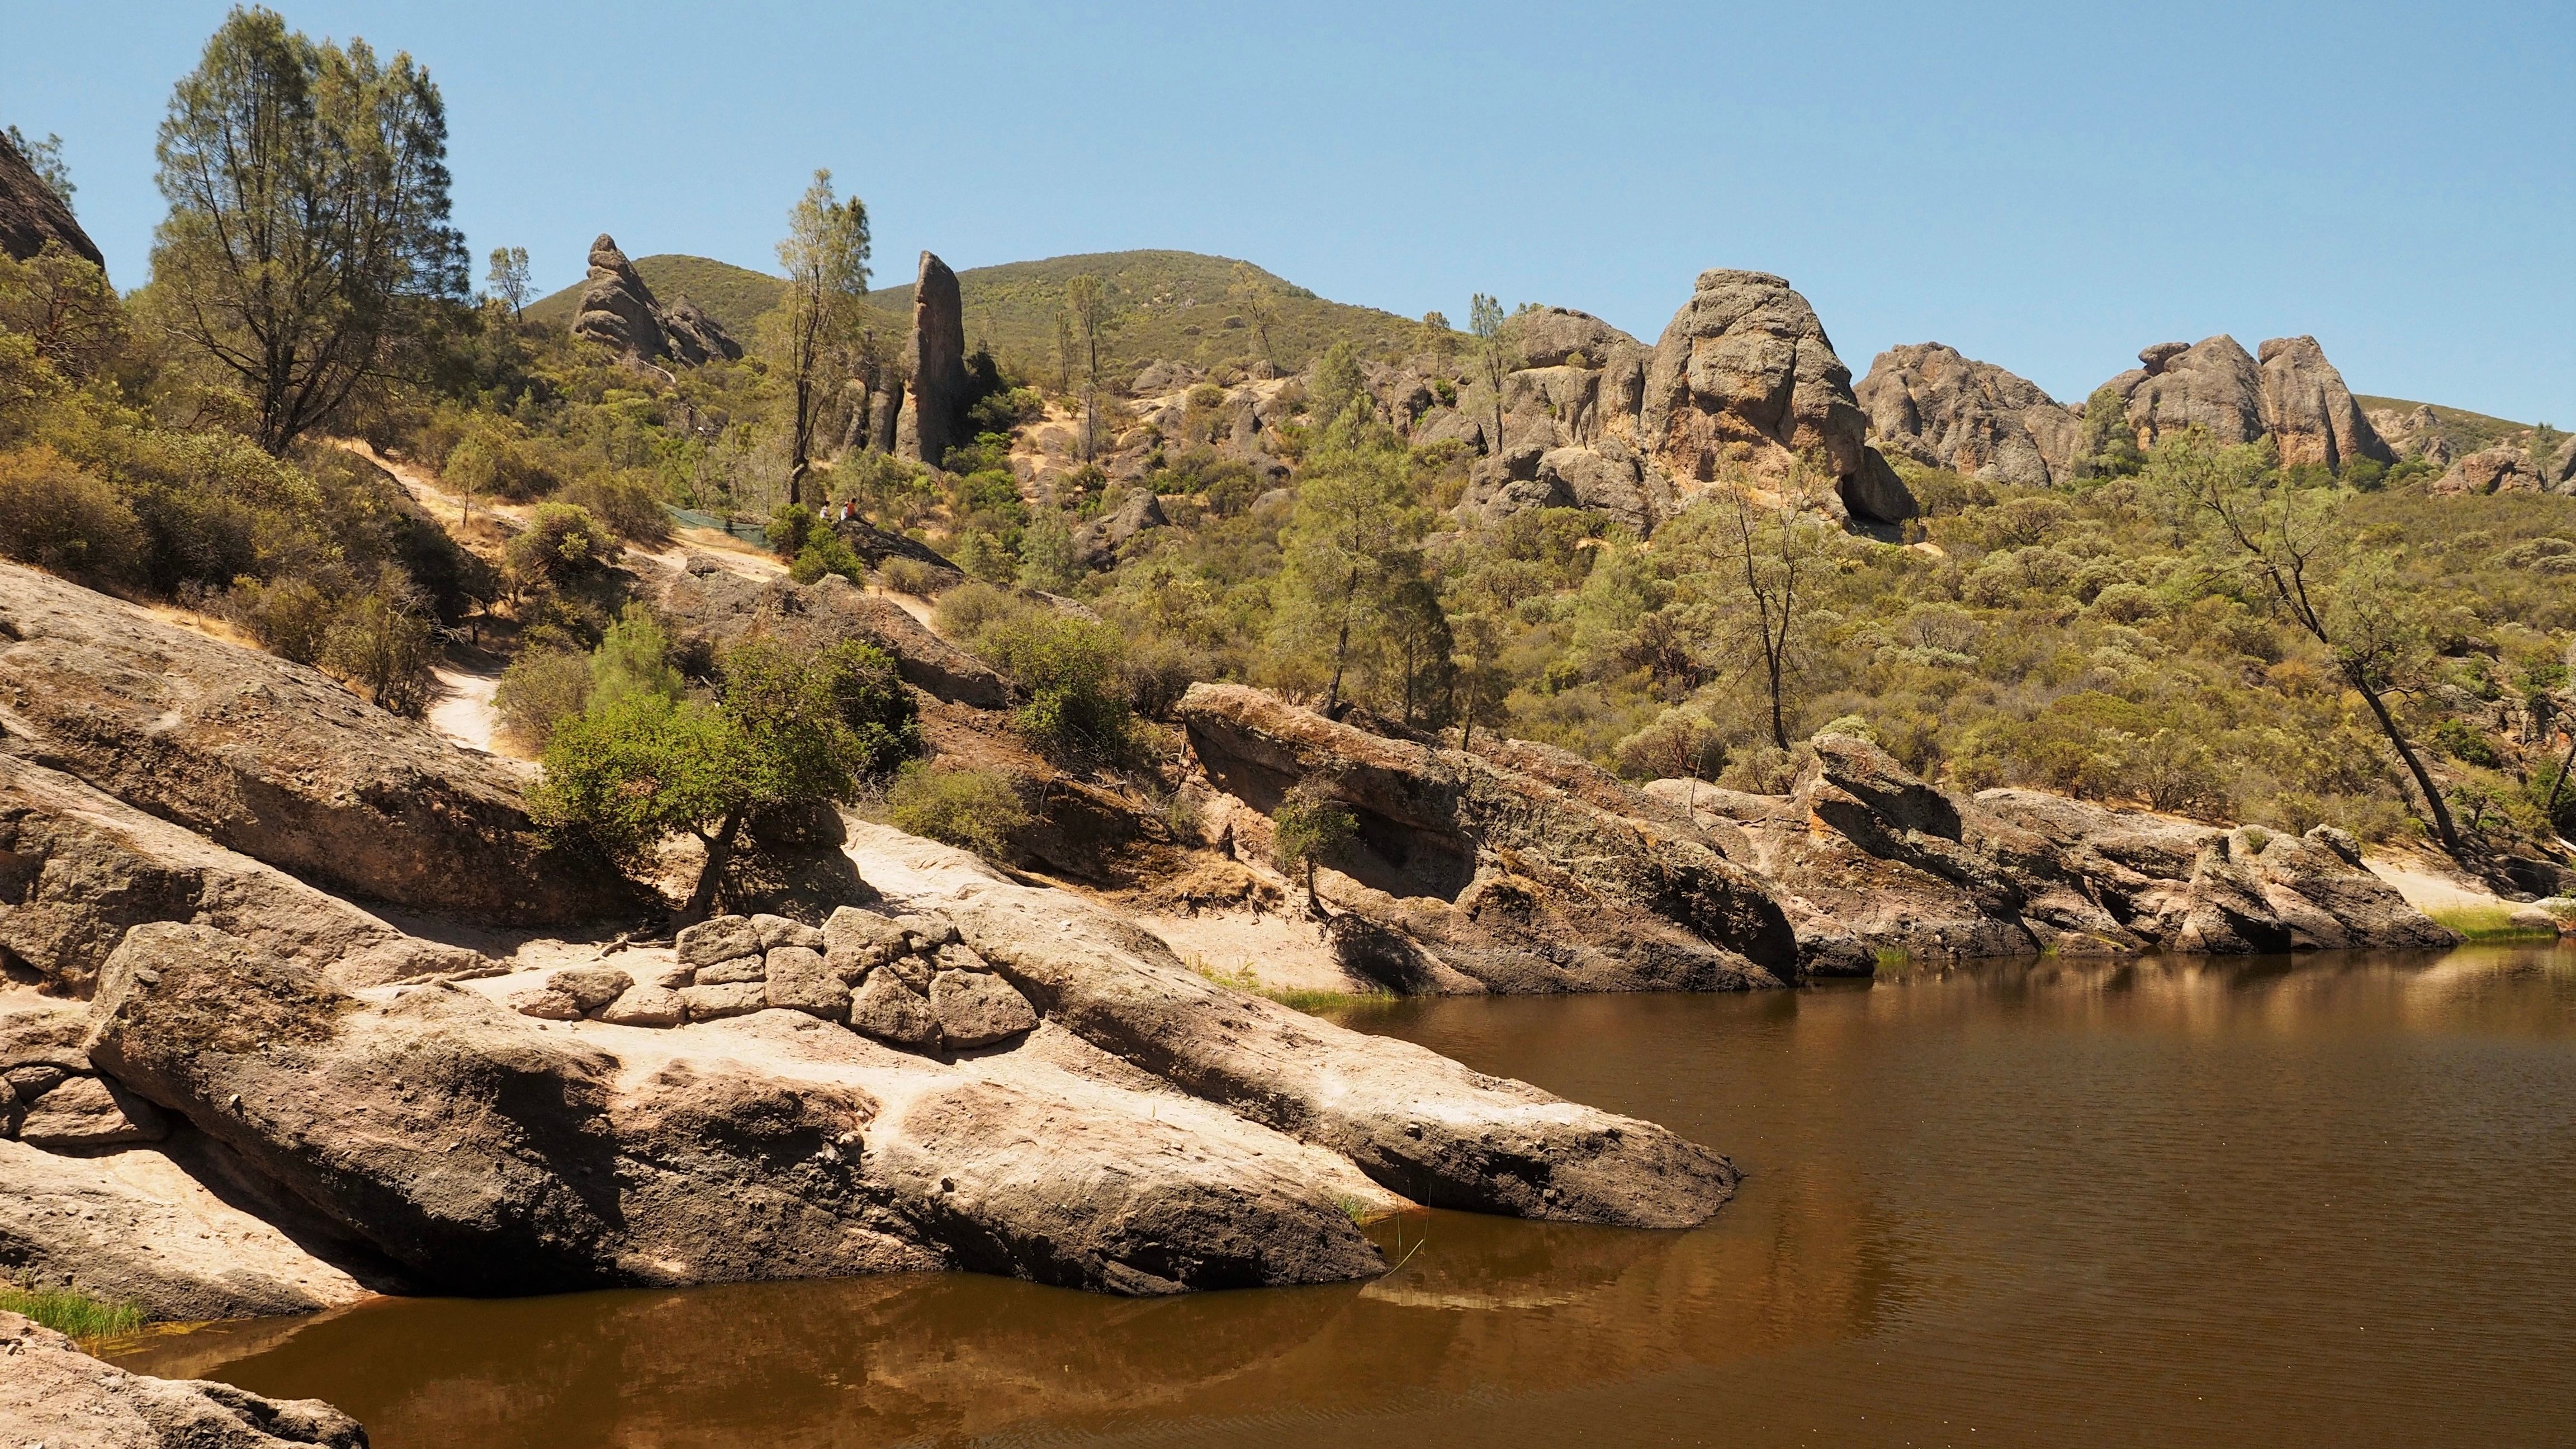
113,943,2576,1447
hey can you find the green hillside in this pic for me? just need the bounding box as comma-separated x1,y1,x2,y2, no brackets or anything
531,248,1441,381
2355,395,2539,457
525,254,788,338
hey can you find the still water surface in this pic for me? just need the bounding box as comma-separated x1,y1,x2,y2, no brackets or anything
115,945,2576,1447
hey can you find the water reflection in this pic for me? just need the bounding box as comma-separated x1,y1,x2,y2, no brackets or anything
114,944,2576,1448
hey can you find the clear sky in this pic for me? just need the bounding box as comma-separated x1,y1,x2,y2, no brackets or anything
6,1,2569,422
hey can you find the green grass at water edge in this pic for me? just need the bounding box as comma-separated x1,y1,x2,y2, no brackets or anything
1,1282,146,1342
2427,903,2560,941
1190,956,1394,1013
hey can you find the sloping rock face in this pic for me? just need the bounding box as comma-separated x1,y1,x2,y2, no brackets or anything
1683,735,2458,959
896,251,970,468
1175,683,1802,991
648,557,1006,708
2367,402,2455,466
2256,335,2392,472
0,565,632,924
1641,269,1918,524
1857,342,2080,487
571,234,741,367
0,1310,366,1449
1500,305,1638,368
0,130,101,268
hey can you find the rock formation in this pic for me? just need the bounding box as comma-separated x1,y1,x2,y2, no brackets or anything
2257,335,2393,472
895,251,970,468
649,555,1000,707
2092,334,2390,472
571,234,742,367
1641,270,1919,525
0,565,635,925
0,129,100,268
2367,402,2455,466
2433,444,2570,496
1857,343,2081,487
0,1310,367,1448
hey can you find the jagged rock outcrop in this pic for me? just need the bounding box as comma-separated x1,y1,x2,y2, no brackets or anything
0,1310,367,1448
0,130,100,268
1175,683,1805,991
0,565,634,925
1640,269,1917,524
1071,488,1167,566
895,251,969,468
1671,734,2459,959
2367,403,2456,466
2104,336,2268,450
648,556,1005,708
2433,444,2569,496
1499,305,1637,368
2257,336,2393,472
2096,334,2390,473
1857,343,2081,487
570,235,741,366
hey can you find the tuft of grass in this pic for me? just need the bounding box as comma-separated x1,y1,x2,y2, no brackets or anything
1873,946,1912,970
2428,904,2558,941
1,1281,146,1342
1190,956,1393,1012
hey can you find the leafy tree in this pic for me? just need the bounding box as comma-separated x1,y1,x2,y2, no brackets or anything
1271,775,1356,917
1270,420,1432,716
973,607,1135,760
1305,341,1366,430
1227,262,1278,363
1468,292,1513,454
886,761,1029,860
1016,507,1082,592
532,637,917,921
1712,484,1827,749
1060,273,1116,462
150,7,468,454
320,566,437,716
2154,430,2463,855
484,244,531,317
0,245,122,378
2073,385,2144,479
3,126,74,210
1614,707,1726,787
775,168,870,505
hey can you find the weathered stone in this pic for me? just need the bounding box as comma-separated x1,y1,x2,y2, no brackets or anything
1857,342,2080,487
2433,444,2558,496
0,1310,368,1448
570,234,741,367
693,954,768,986
1072,488,1167,565
764,946,849,1019
877,951,934,993
17,1073,168,1148
1640,269,1917,524
935,941,992,974
931,969,1039,1048
849,970,939,1048
1500,305,1638,368
752,913,826,951
2257,335,2392,473
895,913,962,950
676,915,762,967
2110,336,2267,450
0,565,634,926
552,967,633,1014
679,981,770,1020
596,983,685,1027
899,250,970,467
648,561,1006,709
0,130,101,268
824,907,906,979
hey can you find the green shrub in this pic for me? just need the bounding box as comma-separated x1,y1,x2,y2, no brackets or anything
564,468,670,544
493,646,591,750
973,608,1135,760
1272,775,1357,908
879,555,947,598
0,446,143,581
886,761,1028,859
766,501,818,558
321,572,439,716
790,527,866,585
229,573,337,664
506,503,617,595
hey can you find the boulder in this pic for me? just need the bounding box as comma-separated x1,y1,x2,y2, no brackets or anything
84,921,1394,1296
1640,269,1916,523
752,914,826,951
16,1072,167,1148
1072,489,1167,565
2257,336,2393,473
649,558,1007,709
570,234,740,367
2107,336,2267,450
897,250,970,468
0,1310,367,1448
1176,683,1797,991
0,129,101,268
506,967,631,1021
2367,402,2456,466
1857,342,2080,487
676,915,763,967
596,983,685,1027
2433,444,2558,496
823,906,906,978
764,946,849,1019
0,564,634,926
1500,305,1638,368
679,981,769,1020
849,970,939,1048
693,953,768,986
930,970,1039,1048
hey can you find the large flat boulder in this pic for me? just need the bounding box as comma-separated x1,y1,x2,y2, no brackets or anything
0,565,633,925
1176,683,1797,992
648,558,1006,709
0,1309,366,1448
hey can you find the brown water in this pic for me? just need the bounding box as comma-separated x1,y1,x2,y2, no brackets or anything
115,945,2576,1448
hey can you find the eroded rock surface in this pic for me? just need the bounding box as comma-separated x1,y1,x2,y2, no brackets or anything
2256,335,2392,473
1857,342,2079,487
571,234,741,366
0,1310,367,1448
0,129,100,267
0,565,632,924
896,250,970,467
649,556,1006,708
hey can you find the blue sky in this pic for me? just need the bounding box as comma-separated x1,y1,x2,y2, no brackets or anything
6,1,2569,421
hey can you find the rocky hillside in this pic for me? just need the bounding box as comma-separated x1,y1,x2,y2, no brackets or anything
0,128,98,268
